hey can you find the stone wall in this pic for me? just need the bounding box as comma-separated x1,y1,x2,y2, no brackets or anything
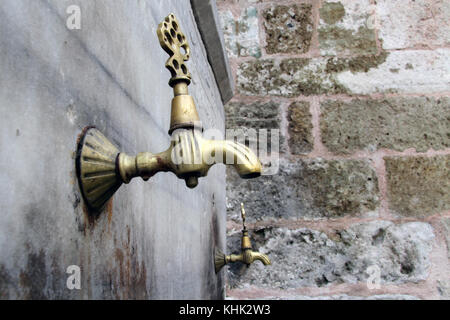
217,0,450,299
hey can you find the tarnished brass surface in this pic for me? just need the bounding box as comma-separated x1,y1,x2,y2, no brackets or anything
75,14,262,212
116,129,262,189
76,113,261,211
76,128,122,211
169,92,201,134
157,13,191,87
156,13,201,133
214,203,271,273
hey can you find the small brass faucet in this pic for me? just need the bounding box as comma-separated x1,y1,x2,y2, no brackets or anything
215,203,271,273
75,14,262,211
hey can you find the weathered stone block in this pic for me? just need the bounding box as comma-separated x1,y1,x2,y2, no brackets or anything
226,159,379,221
335,49,450,94
224,100,283,154
319,0,377,56
385,156,450,217
263,4,313,54
377,0,450,50
226,221,434,289
238,49,449,96
321,97,450,154
320,2,345,25
219,7,261,58
236,52,389,96
225,100,280,130
287,101,313,154
237,58,340,97
325,51,389,73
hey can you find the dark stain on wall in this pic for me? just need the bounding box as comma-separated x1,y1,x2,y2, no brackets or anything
19,250,47,300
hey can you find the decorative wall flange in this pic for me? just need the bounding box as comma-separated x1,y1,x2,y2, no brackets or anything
76,127,122,212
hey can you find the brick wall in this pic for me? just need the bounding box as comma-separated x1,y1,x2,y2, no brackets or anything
217,0,450,299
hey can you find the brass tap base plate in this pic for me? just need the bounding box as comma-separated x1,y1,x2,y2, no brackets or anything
214,247,227,273
76,127,122,212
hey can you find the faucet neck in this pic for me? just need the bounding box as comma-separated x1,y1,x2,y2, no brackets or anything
241,230,252,250
173,81,189,96
169,81,201,135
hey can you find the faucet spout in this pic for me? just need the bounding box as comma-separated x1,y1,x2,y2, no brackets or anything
214,248,271,273
206,140,262,179
116,129,262,189
214,203,271,273
249,252,271,266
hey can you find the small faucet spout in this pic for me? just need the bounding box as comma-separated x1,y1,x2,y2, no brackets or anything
249,252,271,266
214,247,271,273
215,203,271,273
225,251,271,266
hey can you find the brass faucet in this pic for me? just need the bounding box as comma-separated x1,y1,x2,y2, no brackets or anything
215,203,271,273
75,14,262,211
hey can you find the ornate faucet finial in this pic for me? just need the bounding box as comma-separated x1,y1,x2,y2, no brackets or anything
240,202,246,230
156,13,191,87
